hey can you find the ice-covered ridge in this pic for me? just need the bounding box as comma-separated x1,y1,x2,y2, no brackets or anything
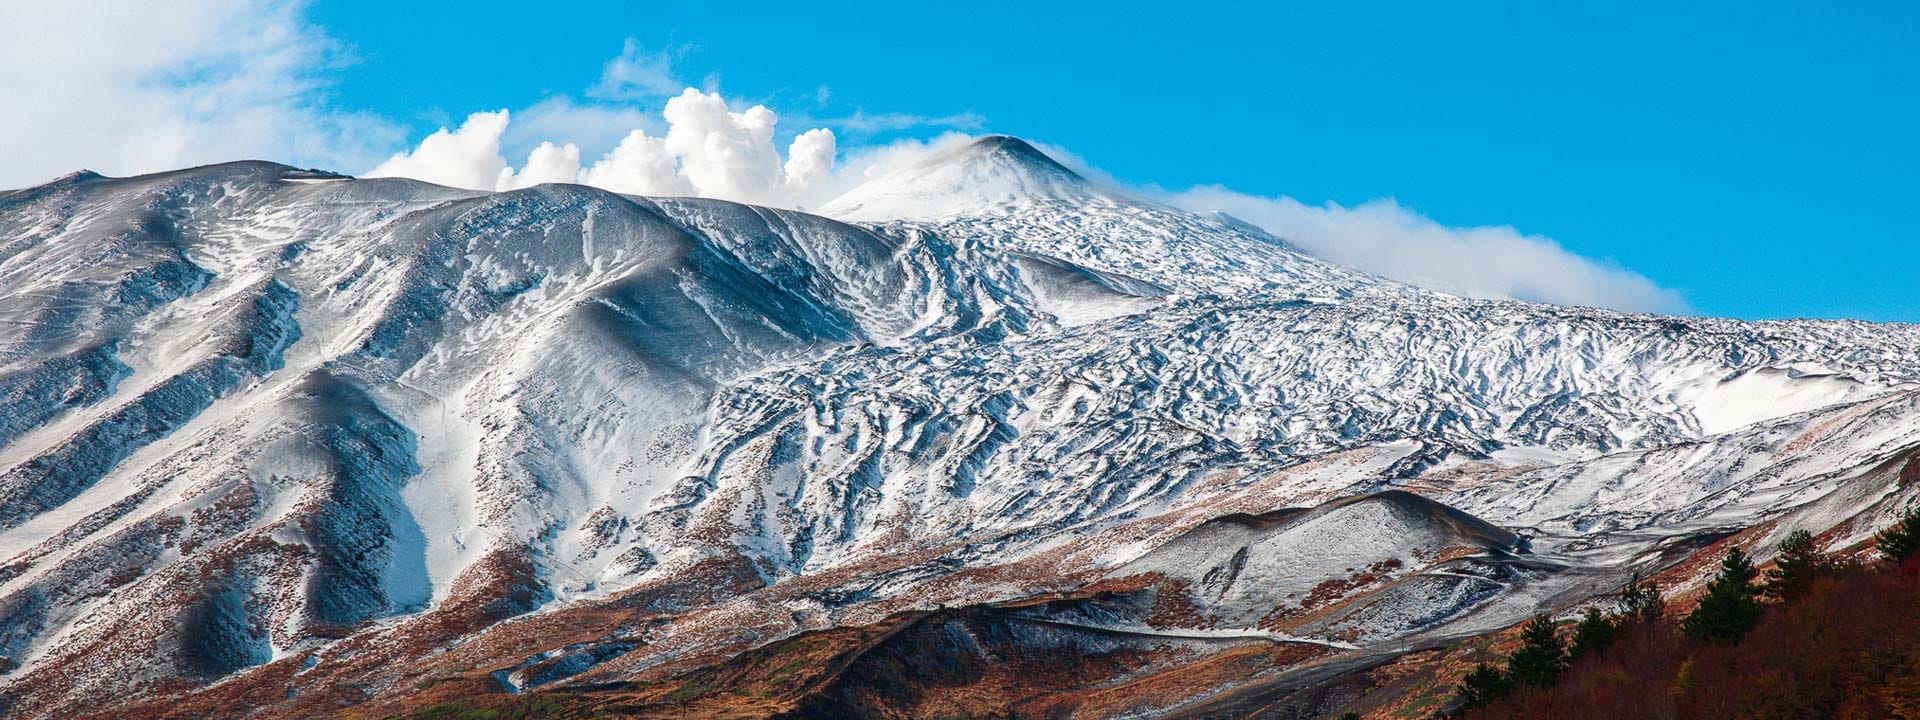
822,135,1093,222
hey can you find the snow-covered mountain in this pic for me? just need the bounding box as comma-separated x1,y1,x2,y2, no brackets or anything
1,137,1917,718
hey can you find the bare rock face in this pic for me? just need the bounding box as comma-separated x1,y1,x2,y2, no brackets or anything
2,139,1919,718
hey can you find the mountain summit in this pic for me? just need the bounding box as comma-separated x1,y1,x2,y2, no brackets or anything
962,134,1084,181
822,135,1095,221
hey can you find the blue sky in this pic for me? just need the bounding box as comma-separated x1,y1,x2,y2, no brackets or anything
7,2,1915,321
301,0,1918,321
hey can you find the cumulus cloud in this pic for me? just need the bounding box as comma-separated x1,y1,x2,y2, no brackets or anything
496,141,581,190
659,89,787,205
1168,187,1685,312
365,84,970,210
582,129,693,196
350,35,994,207
0,0,399,188
364,110,510,190
783,128,837,194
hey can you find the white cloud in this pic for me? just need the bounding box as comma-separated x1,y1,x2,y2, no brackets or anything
811,110,986,135
783,128,837,195
507,96,660,162
659,89,788,206
816,131,977,193
0,0,399,188
368,88,935,210
364,110,511,191
496,141,581,191
1168,187,1685,312
592,39,684,101
582,129,693,196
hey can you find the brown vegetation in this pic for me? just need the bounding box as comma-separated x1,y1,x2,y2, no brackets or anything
1466,555,1920,719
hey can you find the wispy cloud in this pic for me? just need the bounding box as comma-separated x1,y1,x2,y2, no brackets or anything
506,96,660,160
0,0,399,188
1167,186,1686,312
810,110,986,135
589,39,687,101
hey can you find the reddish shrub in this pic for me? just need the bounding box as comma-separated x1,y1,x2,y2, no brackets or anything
1468,556,1920,719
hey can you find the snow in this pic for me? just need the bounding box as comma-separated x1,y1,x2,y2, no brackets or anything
822,135,1096,222
1678,365,1885,436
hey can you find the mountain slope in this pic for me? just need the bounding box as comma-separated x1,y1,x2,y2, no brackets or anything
0,138,1917,718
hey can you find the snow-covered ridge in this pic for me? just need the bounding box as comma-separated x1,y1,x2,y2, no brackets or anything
0,137,1917,717
823,135,1095,221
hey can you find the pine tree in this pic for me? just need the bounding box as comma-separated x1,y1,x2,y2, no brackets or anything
1876,506,1920,564
1568,606,1617,659
1763,529,1828,602
1682,547,1763,643
1506,615,1567,688
1618,573,1664,627
1456,662,1512,709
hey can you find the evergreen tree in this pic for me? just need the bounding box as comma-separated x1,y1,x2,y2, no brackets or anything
1618,573,1664,627
1506,615,1567,688
1876,506,1920,564
1568,606,1617,659
1762,529,1828,602
1682,547,1763,643
1455,662,1512,709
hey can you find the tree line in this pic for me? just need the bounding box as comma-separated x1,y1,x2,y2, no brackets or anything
1447,506,1920,719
